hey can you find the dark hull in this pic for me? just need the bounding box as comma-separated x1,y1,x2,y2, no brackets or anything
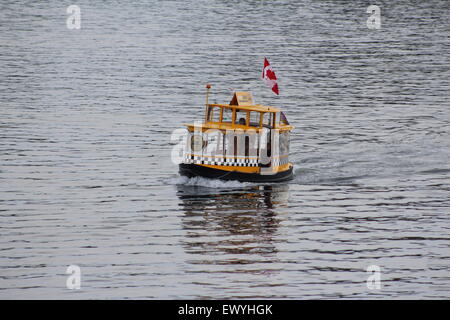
179,163,294,183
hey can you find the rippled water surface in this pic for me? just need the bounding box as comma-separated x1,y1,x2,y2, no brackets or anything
1,0,449,299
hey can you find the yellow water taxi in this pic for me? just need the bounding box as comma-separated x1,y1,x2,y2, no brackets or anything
179,85,294,183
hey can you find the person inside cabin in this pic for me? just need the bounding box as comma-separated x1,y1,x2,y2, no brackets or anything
238,117,246,125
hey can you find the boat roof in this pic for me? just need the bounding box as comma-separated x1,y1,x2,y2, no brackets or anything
207,91,281,113
185,91,294,131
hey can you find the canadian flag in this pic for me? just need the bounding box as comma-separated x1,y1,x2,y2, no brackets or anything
262,57,279,95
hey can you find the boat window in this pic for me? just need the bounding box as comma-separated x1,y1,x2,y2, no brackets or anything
249,112,260,127
207,106,220,122
222,132,227,156
262,113,272,128
235,109,247,126
280,111,290,125
245,136,249,157
280,131,290,155
222,107,233,123
207,106,213,121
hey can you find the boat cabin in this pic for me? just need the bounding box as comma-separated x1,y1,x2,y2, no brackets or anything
180,90,294,182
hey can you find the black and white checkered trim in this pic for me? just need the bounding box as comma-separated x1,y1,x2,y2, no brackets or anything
279,156,289,166
183,155,259,167
271,156,290,167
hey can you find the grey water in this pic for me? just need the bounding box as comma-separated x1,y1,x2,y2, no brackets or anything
1,0,449,299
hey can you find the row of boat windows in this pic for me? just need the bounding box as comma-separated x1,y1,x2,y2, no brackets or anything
220,135,270,158
229,133,289,157
192,131,290,158
207,106,275,128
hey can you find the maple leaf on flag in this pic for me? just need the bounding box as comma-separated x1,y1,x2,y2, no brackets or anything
262,57,279,95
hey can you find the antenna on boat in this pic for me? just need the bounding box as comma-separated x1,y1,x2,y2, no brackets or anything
204,83,211,122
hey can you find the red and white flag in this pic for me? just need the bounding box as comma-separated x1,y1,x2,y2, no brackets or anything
262,57,279,95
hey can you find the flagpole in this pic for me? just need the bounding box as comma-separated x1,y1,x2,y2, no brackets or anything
205,83,211,122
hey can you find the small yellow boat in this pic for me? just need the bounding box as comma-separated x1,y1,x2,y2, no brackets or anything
179,85,294,183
